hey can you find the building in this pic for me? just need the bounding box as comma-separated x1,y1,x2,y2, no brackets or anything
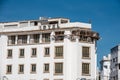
0,17,99,80
96,67,100,80
100,45,120,80
100,54,111,80
110,45,120,80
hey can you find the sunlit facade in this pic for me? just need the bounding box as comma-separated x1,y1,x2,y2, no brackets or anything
0,17,99,80
110,45,120,80
100,54,111,80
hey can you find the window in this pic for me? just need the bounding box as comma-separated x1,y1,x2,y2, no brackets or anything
55,46,63,58
82,47,90,58
42,33,50,42
7,49,12,58
44,47,50,56
119,63,120,69
113,76,115,80
30,34,39,44
104,65,107,69
8,36,15,45
6,65,12,74
19,64,24,73
18,35,27,44
33,34,39,43
43,26,46,30
55,31,64,42
116,57,118,62
44,63,49,73
55,63,63,74
34,21,38,26
19,49,24,58
31,64,36,73
31,48,37,57
82,63,90,75
113,58,115,62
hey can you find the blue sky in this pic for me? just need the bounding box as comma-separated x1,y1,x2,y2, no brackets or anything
0,0,120,66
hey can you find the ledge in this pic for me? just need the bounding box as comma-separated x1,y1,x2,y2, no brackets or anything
82,74,91,76
54,73,63,76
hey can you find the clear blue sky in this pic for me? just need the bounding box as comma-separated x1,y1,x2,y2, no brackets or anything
0,0,120,67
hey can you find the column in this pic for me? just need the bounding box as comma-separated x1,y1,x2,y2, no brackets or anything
64,30,72,80
18,22,20,28
58,19,61,24
15,35,18,44
76,36,79,42
64,30,71,41
39,33,42,43
27,35,30,44
28,21,31,27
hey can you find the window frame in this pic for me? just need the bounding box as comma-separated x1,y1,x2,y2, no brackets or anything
54,62,63,75
31,48,37,57
55,46,63,59
6,64,12,74
7,49,13,58
8,35,16,45
31,64,36,73
18,64,24,74
18,35,27,44
82,63,90,76
82,46,90,59
44,47,50,57
42,33,50,43
32,34,40,43
44,63,50,73
19,48,25,58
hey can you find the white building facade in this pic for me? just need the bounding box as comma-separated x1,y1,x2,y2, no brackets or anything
100,54,111,80
110,45,120,80
0,17,99,80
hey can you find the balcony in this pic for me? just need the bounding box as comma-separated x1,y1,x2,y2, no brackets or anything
54,31,64,42
17,35,27,44
71,30,99,43
8,40,15,45
55,36,64,42
30,39,39,44
42,33,50,43
17,39,27,44
30,34,40,44
8,36,15,45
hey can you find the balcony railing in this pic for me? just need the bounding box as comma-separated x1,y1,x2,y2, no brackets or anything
42,38,50,43
17,39,27,44
8,40,15,45
7,29,99,45
55,36,64,42
42,33,50,43
30,39,39,44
